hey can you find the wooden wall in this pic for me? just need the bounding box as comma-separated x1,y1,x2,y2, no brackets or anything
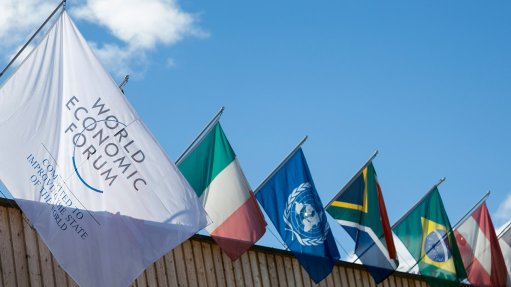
0,200,464,287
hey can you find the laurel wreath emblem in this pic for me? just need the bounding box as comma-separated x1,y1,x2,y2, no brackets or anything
283,182,329,246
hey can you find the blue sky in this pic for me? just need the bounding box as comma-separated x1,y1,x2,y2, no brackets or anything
1,0,510,259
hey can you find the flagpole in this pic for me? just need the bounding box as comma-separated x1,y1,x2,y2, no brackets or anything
451,190,491,230
175,106,225,165
118,74,129,92
391,177,446,229
0,0,66,80
498,220,511,239
253,136,308,194
405,190,491,273
325,150,379,208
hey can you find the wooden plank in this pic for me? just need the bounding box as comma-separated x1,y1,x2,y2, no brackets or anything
233,253,245,287
22,216,42,287
325,272,335,287
154,257,168,287
256,252,270,287
346,267,356,287
210,244,227,287
354,268,364,287
182,241,198,287
135,269,147,287
163,251,178,286
388,276,397,287
223,252,241,287
52,257,68,287
0,207,16,287
385,276,394,287
201,242,217,287
144,263,158,287
291,258,304,287
249,251,262,287
240,252,253,287
331,266,341,287
8,209,29,287
274,254,287,286
283,256,295,286
191,241,207,286
37,235,55,287
173,244,188,287
265,254,279,287
338,265,349,286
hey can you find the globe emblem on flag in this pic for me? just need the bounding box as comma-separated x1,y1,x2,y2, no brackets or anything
423,229,451,262
283,182,329,246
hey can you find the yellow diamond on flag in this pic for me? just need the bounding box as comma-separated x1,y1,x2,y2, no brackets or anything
420,217,456,274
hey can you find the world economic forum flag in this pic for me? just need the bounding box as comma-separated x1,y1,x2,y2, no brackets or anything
256,148,340,283
325,162,398,284
0,11,209,287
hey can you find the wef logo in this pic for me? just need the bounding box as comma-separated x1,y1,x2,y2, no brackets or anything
64,96,148,194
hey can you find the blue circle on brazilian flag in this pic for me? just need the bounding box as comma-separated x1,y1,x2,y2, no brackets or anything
423,229,451,262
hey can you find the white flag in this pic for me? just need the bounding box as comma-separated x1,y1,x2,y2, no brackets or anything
0,10,209,287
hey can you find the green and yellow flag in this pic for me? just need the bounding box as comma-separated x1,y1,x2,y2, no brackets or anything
393,187,466,287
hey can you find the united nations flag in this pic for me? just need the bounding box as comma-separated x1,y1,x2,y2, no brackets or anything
255,148,340,284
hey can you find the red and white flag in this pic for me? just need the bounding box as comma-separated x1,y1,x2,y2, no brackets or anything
454,202,508,287
499,224,511,287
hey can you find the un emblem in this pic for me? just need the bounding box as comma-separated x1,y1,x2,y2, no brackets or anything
423,229,451,262
283,182,329,246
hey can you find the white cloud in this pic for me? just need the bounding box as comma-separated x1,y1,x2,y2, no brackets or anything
0,0,205,77
0,0,55,61
73,0,203,49
495,194,511,222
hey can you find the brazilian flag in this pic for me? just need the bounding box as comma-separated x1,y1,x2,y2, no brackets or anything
393,187,467,287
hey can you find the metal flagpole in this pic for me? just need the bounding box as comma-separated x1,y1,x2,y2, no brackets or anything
391,177,446,229
324,150,379,208
175,106,225,165
253,136,308,194
451,190,491,231
0,0,66,80
498,219,511,239
405,190,491,273
118,75,130,92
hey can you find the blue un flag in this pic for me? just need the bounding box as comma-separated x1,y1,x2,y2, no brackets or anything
255,148,340,283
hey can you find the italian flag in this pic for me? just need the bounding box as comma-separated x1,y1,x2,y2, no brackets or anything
178,122,266,260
